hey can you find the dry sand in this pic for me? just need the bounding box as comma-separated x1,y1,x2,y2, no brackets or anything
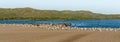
0,24,120,42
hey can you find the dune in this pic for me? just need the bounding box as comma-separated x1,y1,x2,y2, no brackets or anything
0,24,120,42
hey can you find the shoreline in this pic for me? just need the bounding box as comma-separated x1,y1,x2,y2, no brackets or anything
0,24,120,32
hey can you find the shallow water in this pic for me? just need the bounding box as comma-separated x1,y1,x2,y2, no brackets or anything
0,20,120,28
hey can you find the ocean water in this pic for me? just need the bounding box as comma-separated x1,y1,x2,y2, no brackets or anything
0,20,120,28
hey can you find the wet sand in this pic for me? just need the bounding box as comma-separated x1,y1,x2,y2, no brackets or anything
0,24,120,42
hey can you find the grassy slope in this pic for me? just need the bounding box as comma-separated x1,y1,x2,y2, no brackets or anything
0,7,120,20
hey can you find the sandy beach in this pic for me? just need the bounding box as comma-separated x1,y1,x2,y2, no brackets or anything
0,24,120,42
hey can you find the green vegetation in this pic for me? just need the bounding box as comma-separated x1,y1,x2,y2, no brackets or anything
0,7,120,20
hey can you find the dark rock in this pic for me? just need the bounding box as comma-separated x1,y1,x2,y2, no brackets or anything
32,24,40,26
52,23,71,27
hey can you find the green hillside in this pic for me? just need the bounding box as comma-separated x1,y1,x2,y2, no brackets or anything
0,7,120,20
